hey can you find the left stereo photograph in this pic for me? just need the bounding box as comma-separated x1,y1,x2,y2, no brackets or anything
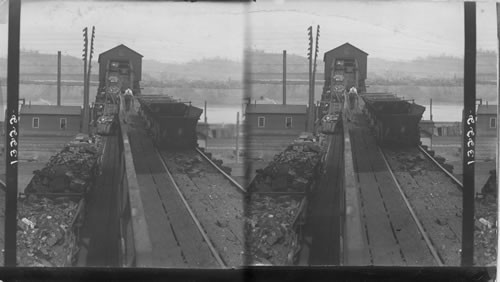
0,0,247,268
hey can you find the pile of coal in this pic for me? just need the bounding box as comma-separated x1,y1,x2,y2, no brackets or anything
245,194,305,265
474,193,498,266
25,135,101,195
248,141,322,193
174,154,206,177
17,195,82,266
245,137,322,265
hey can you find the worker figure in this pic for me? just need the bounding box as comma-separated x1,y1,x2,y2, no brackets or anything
124,88,134,112
348,86,358,110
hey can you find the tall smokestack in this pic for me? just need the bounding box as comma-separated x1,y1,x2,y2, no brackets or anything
57,51,61,106
283,50,286,105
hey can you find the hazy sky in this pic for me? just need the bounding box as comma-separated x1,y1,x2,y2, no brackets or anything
0,1,246,63
248,0,497,60
0,0,498,63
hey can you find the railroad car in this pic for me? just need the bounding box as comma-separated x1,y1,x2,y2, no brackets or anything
95,45,204,149
138,95,203,148
362,94,426,146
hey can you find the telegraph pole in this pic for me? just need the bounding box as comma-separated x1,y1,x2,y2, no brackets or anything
86,26,95,133
283,50,286,105
307,26,314,132
82,27,88,133
312,25,320,132
236,112,240,163
57,51,61,106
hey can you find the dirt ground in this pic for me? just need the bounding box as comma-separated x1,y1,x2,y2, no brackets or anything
385,147,497,266
161,149,245,267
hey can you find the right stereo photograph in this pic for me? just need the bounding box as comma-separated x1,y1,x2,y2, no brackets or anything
243,0,498,268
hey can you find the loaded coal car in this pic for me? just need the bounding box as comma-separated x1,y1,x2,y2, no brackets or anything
361,93,426,146
137,95,203,148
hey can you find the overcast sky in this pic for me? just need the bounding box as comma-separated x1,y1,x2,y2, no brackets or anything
0,1,246,63
248,0,497,61
0,0,498,63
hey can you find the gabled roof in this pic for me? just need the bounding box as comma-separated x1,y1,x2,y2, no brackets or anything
245,104,307,115
477,104,497,115
324,42,369,56
20,105,82,116
98,44,143,62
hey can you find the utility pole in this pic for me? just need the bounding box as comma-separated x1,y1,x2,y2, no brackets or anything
204,101,208,149
430,98,433,150
461,1,476,266
236,112,239,163
82,27,88,133
312,25,320,132
307,26,314,132
430,98,433,121
283,50,286,105
57,51,61,106
86,26,95,132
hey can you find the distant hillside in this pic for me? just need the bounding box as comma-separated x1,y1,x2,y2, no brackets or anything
0,49,496,84
0,50,243,82
247,49,496,83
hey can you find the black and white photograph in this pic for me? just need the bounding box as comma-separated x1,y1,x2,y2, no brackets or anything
1,0,246,268
243,0,498,268
0,0,498,279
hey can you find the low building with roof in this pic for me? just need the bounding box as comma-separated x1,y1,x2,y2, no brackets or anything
477,104,497,137
245,103,307,136
20,104,82,136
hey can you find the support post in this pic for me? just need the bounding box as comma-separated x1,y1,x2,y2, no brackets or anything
204,101,208,149
461,1,476,266
283,50,286,105
57,51,61,106
430,98,433,121
236,112,239,163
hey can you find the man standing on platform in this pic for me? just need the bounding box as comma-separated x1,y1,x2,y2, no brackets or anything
124,88,134,111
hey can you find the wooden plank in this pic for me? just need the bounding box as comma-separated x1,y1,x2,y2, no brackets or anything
373,168,436,266
85,136,120,266
128,130,186,267
135,129,218,267
150,170,219,268
351,126,405,265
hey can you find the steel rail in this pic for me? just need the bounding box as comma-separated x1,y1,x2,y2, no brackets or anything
156,148,227,268
195,147,247,193
378,147,445,266
417,145,464,190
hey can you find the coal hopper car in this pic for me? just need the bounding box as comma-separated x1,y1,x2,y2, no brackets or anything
361,93,426,146
137,95,203,149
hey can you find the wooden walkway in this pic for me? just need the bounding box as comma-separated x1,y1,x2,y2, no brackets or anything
80,135,120,266
125,109,219,268
348,113,437,266
308,125,344,265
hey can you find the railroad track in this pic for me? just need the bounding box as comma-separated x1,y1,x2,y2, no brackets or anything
195,148,246,193
417,145,463,189
378,147,444,266
156,147,245,268
380,146,464,266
